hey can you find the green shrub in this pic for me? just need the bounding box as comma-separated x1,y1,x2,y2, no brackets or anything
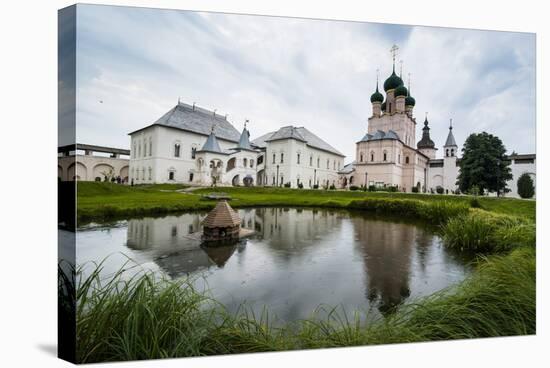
388,185,398,192
442,209,535,252
436,186,444,194
517,173,535,199
313,184,319,189
412,186,419,193
329,184,336,190
284,182,291,188
368,185,376,192
469,197,481,208
298,183,304,189
349,185,359,191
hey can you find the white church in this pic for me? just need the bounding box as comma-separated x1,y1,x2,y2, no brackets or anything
127,50,535,197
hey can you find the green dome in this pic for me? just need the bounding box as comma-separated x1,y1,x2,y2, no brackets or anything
383,70,404,91
395,85,408,97
405,95,416,107
370,88,384,103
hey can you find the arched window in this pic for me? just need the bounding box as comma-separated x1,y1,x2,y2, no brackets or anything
406,156,410,164
317,157,320,168
280,153,284,163
333,161,336,170
191,147,196,159
149,139,152,157
310,156,313,166
451,149,454,157
138,143,142,158
243,158,248,167
326,159,329,169
371,152,375,162
297,153,300,164
272,176,276,185
250,159,254,168
398,154,401,163
383,151,387,161
169,171,175,181
273,153,276,164
174,143,181,158
360,153,364,162
446,149,449,157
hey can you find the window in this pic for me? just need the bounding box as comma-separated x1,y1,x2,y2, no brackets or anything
273,153,276,164
149,140,152,157
371,152,374,162
280,153,284,163
280,176,284,186
141,168,145,180
189,173,194,182
446,149,449,157
333,161,336,170
191,147,196,159
317,157,320,168
310,156,313,166
297,153,300,164
398,154,401,163
138,143,141,158
272,176,276,185
257,155,264,165
406,156,410,164
169,171,175,181
338,162,341,170
327,159,329,169
451,149,454,157
250,159,254,168
133,143,136,158
383,151,387,161
244,158,248,167
360,153,363,162
174,143,181,158
148,167,152,180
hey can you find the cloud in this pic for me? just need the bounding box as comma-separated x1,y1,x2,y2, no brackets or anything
71,4,536,159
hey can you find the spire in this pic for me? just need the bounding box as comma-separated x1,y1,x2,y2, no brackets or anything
399,60,403,78
200,124,222,153
376,68,380,91
417,112,435,149
444,118,457,147
237,120,252,150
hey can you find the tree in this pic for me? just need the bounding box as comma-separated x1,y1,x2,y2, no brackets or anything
517,173,535,199
457,132,512,196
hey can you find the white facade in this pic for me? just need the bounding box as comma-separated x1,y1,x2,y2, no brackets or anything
128,102,344,188
58,144,130,182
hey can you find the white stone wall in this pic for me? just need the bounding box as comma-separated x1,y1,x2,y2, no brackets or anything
506,159,536,198
58,154,129,182
264,139,344,188
129,126,237,184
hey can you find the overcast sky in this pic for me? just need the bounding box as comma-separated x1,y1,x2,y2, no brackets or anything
61,4,536,159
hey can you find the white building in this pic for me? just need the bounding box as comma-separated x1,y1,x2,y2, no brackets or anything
128,102,344,188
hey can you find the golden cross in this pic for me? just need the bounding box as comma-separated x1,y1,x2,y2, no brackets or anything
390,44,399,64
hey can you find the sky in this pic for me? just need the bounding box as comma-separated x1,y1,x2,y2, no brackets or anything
59,4,536,160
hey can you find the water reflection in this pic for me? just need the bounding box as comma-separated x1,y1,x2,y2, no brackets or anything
75,208,471,321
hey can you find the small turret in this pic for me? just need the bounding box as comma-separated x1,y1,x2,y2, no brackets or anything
370,70,384,116
417,113,437,159
444,119,458,158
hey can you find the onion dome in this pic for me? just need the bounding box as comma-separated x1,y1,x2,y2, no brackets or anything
383,68,404,91
370,86,384,103
394,84,408,97
405,95,416,107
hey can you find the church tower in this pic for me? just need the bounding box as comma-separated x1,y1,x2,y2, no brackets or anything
417,114,436,159
442,119,459,192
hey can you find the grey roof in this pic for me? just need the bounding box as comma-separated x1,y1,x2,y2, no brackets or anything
252,126,345,157
358,130,400,142
198,130,223,154
444,127,457,147
265,126,306,142
338,161,356,174
129,102,241,142
237,127,253,150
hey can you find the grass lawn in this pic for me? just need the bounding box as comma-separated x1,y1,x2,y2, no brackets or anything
76,182,535,223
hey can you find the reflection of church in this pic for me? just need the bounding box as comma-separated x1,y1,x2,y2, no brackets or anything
352,217,417,314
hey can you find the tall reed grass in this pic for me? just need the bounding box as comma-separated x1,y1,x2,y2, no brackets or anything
442,209,536,252
71,246,535,363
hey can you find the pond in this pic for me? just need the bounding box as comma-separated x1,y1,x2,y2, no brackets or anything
73,207,473,321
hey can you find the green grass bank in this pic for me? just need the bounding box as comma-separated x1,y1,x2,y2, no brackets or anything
72,246,535,363
76,182,535,223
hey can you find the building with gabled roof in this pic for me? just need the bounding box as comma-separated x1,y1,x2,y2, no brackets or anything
128,101,345,188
